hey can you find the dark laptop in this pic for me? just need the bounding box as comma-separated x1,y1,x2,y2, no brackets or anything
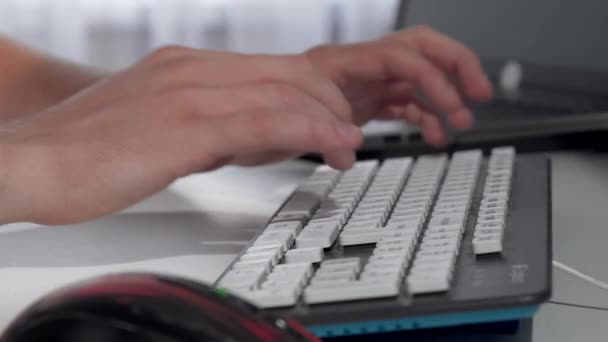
358,0,608,157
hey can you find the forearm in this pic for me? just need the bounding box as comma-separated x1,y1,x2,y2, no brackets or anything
0,38,104,121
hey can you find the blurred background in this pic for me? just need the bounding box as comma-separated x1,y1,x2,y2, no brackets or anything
0,0,399,70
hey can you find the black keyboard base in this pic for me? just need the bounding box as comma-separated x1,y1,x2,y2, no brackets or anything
266,155,552,337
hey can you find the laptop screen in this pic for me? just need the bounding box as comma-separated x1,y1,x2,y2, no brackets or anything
397,0,608,77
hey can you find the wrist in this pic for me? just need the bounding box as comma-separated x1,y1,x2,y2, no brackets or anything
0,141,17,223
0,51,105,122
29,54,105,104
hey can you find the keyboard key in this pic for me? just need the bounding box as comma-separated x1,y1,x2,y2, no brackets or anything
343,221,382,230
265,221,303,236
262,277,306,291
423,230,461,242
477,213,506,223
419,239,460,251
272,263,314,279
321,257,361,272
380,228,419,239
246,244,283,257
383,222,421,231
240,251,279,266
389,215,425,227
410,261,453,275
492,146,515,155
339,228,382,246
367,253,408,265
349,213,386,223
365,259,408,272
428,214,466,227
254,231,295,251
304,280,400,304
373,245,412,257
407,271,451,294
416,248,457,261
296,226,339,248
476,220,505,230
233,259,272,273
310,276,356,287
285,247,324,264
359,269,402,283
356,202,390,211
426,224,463,234
478,208,506,217
473,234,503,254
275,189,322,221
220,267,268,289
243,287,301,309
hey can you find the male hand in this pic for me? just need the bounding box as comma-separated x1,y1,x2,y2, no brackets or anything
0,47,362,224
0,26,493,225
305,25,493,146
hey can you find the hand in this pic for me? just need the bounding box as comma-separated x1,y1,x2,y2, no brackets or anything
305,25,493,146
0,47,362,225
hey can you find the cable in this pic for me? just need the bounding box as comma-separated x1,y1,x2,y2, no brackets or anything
549,260,608,312
552,260,608,291
548,301,608,312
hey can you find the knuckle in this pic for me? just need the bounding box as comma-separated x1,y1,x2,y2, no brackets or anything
267,83,307,108
461,48,481,65
148,45,191,62
410,24,436,36
304,118,332,147
245,111,274,142
172,88,200,106
305,44,335,60
162,55,199,74
289,54,317,74
380,43,412,66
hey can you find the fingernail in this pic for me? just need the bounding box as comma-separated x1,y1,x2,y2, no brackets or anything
446,84,460,100
452,108,474,129
336,123,361,143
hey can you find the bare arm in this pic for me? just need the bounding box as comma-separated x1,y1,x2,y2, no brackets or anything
0,37,103,121
0,27,491,225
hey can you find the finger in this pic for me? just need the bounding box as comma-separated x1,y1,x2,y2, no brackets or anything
387,101,448,146
449,107,474,129
233,55,354,123
387,98,433,126
205,110,362,169
364,44,467,119
397,95,473,130
378,81,417,106
390,26,493,101
142,45,242,65
233,149,357,171
378,105,408,120
375,79,473,130
171,83,359,169
420,111,447,147
377,81,449,125
323,150,358,170
231,151,298,166
403,103,424,125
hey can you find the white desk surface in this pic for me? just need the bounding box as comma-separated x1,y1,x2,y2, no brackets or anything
1,151,607,341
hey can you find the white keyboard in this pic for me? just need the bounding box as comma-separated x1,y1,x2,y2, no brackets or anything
217,147,515,308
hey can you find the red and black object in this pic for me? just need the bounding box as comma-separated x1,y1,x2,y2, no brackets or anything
0,273,321,342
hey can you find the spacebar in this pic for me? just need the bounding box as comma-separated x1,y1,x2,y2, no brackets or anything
304,281,399,304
